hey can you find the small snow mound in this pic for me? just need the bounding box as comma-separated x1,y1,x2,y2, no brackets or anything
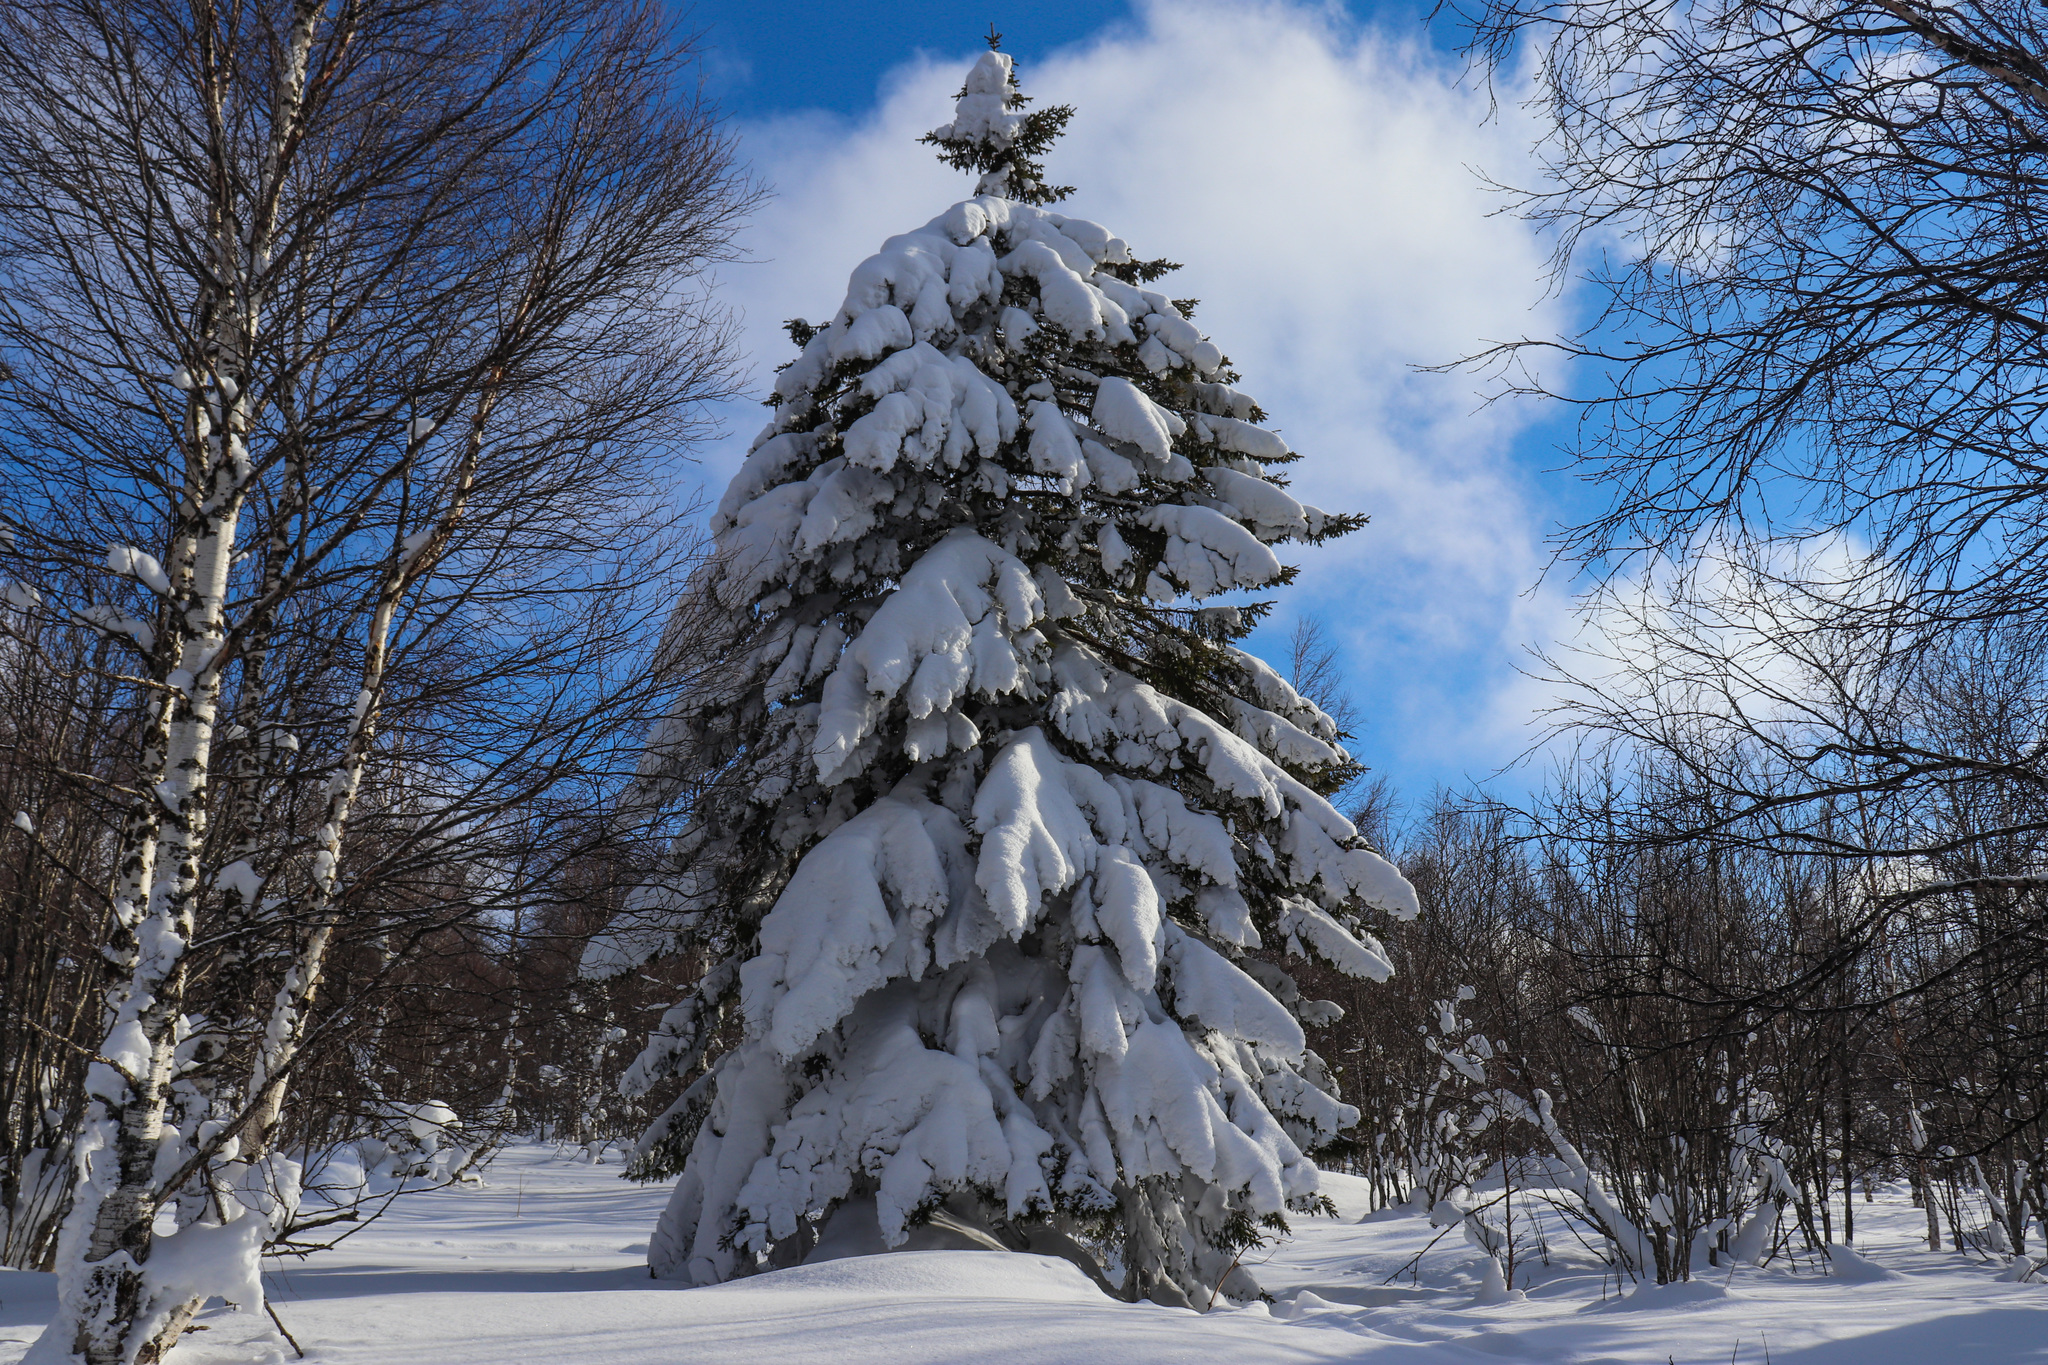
1993,1254,2040,1283
716,1249,1111,1305
1471,1256,1527,1305
1599,1278,1731,1311
1272,1290,1351,1320
309,1148,368,1202
1361,1188,1435,1224
405,1100,458,1155
1825,1243,1904,1283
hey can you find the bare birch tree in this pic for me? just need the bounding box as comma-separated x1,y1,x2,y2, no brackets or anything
1442,0,2048,877
0,0,751,1358
1431,0,2048,1209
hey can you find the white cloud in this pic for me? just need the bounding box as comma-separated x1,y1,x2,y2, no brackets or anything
695,0,1568,794
1544,532,1896,736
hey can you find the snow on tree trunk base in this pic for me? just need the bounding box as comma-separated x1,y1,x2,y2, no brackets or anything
787,1189,1120,1295
25,1156,298,1365
594,43,1419,1310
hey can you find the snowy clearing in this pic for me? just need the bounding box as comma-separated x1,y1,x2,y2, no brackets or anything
3,1145,2041,1365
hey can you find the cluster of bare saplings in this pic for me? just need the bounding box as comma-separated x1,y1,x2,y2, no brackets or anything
0,604,700,1271
1269,611,2048,1292
1311,758,2048,1289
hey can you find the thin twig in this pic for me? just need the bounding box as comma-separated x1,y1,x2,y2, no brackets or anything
265,1300,304,1358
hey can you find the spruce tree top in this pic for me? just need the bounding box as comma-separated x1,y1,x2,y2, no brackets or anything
919,41,1075,205
601,45,1418,1303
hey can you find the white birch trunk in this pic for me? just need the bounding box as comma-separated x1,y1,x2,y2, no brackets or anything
46,385,258,1365
30,8,325,1361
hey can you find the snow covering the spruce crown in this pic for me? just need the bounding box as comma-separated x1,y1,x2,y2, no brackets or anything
929,51,1023,151
619,58,1427,1303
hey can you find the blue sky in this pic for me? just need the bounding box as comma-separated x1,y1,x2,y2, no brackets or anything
675,0,1588,808
680,2,1150,118
681,1,1455,120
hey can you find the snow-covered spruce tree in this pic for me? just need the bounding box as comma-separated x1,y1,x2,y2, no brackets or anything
604,47,1419,1306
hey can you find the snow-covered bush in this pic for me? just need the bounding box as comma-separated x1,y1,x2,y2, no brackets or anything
591,46,1418,1307
1323,796,1882,1286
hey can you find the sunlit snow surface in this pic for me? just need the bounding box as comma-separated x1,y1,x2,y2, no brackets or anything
3,1145,2044,1364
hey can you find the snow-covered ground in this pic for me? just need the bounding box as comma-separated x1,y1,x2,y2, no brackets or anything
3,1146,2043,1365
